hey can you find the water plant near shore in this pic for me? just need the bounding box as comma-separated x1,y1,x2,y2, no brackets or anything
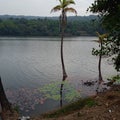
39,81,80,102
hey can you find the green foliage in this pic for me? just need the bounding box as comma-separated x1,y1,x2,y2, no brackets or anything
92,42,111,57
85,98,97,107
39,81,60,101
89,0,120,71
39,81,80,102
110,75,120,83
0,16,102,36
92,32,109,56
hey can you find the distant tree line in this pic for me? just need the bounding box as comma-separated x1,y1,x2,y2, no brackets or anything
0,15,103,36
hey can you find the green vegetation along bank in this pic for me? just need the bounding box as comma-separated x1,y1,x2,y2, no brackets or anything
0,15,103,37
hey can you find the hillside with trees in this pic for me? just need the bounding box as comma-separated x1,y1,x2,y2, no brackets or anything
0,15,102,36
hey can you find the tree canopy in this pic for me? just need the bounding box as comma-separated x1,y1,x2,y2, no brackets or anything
89,0,120,71
0,16,102,37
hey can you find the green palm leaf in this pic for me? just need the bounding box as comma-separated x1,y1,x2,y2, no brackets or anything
51,5,62,13
64,7,77,15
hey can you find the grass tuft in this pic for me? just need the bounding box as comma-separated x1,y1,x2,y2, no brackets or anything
41,97,97,118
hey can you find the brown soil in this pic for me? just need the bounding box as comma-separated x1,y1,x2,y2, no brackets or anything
0,111,18,120
33,85,120,120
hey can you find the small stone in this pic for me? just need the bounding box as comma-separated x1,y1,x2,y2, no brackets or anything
108,109,112,113
97,102,102,106
18,116,30,120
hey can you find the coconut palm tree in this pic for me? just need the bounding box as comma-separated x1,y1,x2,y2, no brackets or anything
51,0,77,81
51,0,77,107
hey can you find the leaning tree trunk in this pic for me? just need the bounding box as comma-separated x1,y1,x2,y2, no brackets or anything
60,12,68,108
0,77,11,112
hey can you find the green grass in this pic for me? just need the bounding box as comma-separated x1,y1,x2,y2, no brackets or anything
41,97,97,118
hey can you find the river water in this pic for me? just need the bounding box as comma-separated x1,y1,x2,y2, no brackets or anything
0,36,116,115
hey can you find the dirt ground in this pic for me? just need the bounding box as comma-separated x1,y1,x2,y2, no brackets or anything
33,85,120,120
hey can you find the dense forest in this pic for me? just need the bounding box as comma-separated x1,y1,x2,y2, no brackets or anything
0,15,103,36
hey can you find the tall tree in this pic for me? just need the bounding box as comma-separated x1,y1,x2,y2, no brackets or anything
51,0,77,107
88,0,120,72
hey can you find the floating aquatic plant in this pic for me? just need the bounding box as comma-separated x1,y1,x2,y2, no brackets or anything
39,81,80,102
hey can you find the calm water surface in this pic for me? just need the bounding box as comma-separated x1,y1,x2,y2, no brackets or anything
0,37,116,115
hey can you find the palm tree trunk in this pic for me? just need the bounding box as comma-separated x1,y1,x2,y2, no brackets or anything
60,13,68,108
61,27,67,81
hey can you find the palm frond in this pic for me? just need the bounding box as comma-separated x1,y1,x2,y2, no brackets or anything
65,0,75,6
64,7,77,15
59,0,62,3
51,5,62,13
62,0,75,8
51,0,76,15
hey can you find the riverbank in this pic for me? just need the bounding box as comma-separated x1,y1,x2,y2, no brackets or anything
32,84,120,120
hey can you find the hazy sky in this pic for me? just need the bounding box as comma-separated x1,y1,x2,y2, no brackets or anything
0,0,94,16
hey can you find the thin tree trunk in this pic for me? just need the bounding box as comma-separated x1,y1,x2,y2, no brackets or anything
0,77,11,112
60,12,68,108
96,42,103,94
61,27,67,81
98,42,103,84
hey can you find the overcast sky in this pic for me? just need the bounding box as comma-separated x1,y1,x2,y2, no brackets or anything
0,0,94,16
